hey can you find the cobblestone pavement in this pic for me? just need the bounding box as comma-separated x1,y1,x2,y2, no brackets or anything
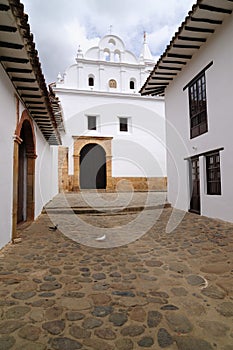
0,192,233,349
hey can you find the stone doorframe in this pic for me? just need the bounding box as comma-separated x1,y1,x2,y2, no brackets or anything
73,136,113,191
12,110,37,241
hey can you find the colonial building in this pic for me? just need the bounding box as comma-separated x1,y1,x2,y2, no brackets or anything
53,33,166,192
141,0,233,222
0,0,63,249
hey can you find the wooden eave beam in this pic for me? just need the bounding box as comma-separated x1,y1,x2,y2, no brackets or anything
178,35,206,42
199,4,232,14
151,76,173,80
0,41,24,49
0,4,10,11
6,67,32,73
162,60,187,65
190,17,223,25
167,53,192,59
25,101,43,105
28,106,46,110
17,86,39,91
185,26,214,33
0,25,17,32
159,64,182,70
0,56,29,63
153,72,177,76
12,77,36,82
147,82,169,86
21,94,42,98
173,43,200,49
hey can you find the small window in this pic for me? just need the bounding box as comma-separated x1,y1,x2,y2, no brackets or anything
109,79,117,88
87,116,96,130
206,151,221,195
130,80,135,89
88,76,94,86
119,117,128,132
188,72,208,139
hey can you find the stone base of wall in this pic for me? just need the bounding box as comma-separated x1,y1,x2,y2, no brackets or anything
109,177,167,192
59,175,167,192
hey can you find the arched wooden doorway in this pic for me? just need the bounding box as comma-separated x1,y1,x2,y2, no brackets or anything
80,143,106,189
17,118,36,224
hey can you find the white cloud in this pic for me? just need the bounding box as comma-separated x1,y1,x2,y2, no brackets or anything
22,0,196,83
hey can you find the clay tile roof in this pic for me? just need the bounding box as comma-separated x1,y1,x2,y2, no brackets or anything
0,0,64,145
140,0,233,97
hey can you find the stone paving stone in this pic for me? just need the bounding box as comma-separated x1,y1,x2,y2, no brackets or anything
175,336,214,350
49,337,82,350
121,325,145,336
138,336,154,347
5,306,31,319
0,336,15,350
216,302,233,317
42,320,65,335
18,324,41,341
109,312,128,326
157,328,174,348
165,313,193,334
147,310,162,328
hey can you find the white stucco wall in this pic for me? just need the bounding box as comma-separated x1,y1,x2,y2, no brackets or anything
0,64,59,249
0,65,15,248
165,14,233,222
55,89,166,178
35,127,58,218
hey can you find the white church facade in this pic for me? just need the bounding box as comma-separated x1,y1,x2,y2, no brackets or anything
53,33,167,192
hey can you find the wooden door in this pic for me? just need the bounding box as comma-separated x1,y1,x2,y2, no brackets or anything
190,157,200,214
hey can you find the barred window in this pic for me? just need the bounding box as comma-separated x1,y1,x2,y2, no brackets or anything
189,73,208,139
206,152,221,195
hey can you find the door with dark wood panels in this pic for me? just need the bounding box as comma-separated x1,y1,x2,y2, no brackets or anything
190,157,200,214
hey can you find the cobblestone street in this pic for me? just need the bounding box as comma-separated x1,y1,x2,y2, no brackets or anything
0,192,233,350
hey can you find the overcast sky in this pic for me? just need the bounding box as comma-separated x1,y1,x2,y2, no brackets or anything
22,0,195,84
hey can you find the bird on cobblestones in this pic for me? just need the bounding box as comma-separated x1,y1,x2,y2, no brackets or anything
49,224,58,231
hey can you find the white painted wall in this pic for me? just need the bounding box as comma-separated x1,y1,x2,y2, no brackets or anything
35,126,58,218
165,14,233,222
0,65,15,248
0,65,59,249
55,89,166,178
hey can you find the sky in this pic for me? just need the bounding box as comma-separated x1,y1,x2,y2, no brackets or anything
22,0,195,84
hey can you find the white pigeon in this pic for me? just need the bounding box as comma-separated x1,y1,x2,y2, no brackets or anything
95,234,106,241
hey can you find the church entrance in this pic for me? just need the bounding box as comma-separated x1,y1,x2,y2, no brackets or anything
80,143,106,189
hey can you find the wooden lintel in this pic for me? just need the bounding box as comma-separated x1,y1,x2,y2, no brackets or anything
162,60,187,65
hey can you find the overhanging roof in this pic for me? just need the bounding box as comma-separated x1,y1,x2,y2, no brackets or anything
0,0,63,145
140,0,233,97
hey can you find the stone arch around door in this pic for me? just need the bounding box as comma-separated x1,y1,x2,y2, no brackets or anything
13,110,37,239
80,143,106,189
73,136,113,191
